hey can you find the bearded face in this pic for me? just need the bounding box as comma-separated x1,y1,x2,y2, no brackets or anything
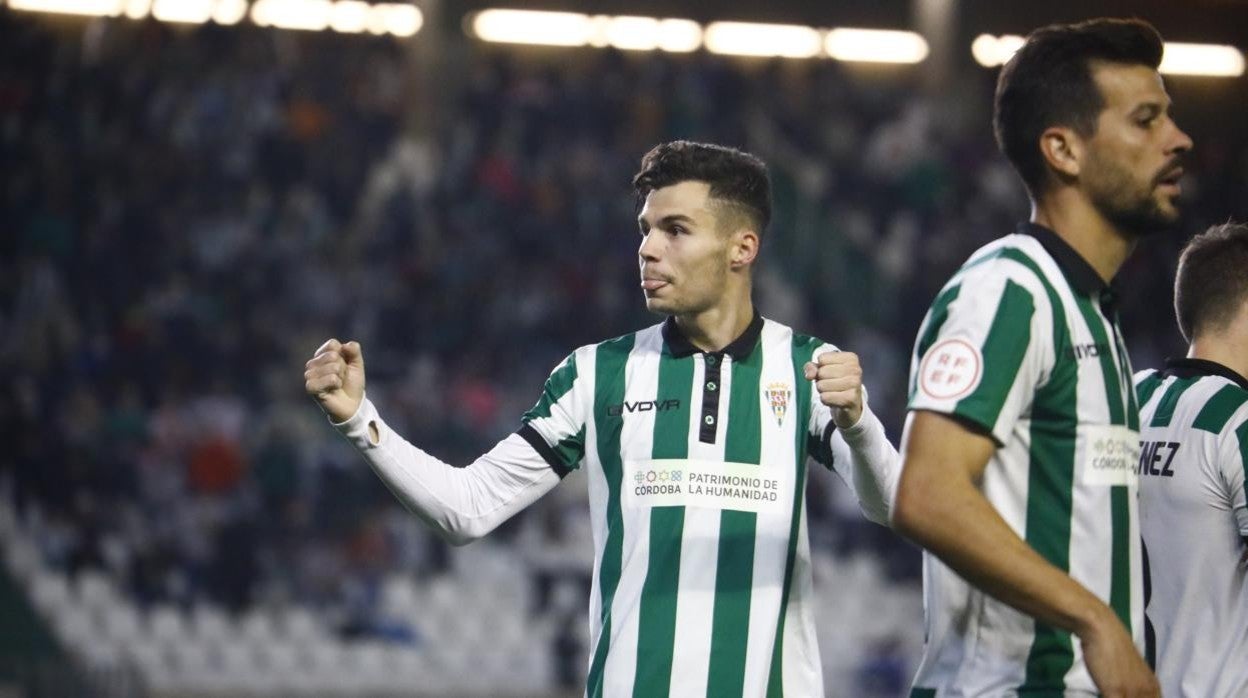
1080,62,1191,238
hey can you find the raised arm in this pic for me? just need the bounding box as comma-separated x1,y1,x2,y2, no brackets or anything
804,350,899,525
304,339,561,545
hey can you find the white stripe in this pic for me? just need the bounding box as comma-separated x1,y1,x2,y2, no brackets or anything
782,498,822,696
582,343,606,677
742,321,801,697
1053,261,1114,694
600,326,663,695
668,353,718,698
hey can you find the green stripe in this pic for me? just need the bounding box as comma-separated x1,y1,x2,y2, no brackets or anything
1193,384,1248,434
909,690,937,698
1071,296,1132,632
706,343,764,697
1110,484,1131,628
1236,420,1248,497
952,279,1034,433
1149,377,1200,427
631,344,694,698
1013,249,1079,692
1022,401,1078,689
1072,295,1126,426
1135,371,1164,412
909,283,962,401
586,334,635,698
1110,323,1139,431
523,353,578,421
552,426,586,467
766,333,817,698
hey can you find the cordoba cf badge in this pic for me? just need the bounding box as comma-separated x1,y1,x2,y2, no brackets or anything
765,382,791,426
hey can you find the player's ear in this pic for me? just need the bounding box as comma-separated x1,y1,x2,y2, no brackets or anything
1039,126,1083,180
729,229,759,269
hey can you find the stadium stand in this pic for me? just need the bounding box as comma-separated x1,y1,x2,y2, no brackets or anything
2,8,1245,696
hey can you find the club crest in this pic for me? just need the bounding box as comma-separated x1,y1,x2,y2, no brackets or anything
765,382,791,426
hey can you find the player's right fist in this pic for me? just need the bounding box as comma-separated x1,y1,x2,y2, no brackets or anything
304,338,366,423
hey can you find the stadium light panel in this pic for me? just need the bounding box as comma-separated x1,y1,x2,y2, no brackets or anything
973,35,1244,78
970,33,1024,67
212,0,246,24
329,0,367,32
8,0,123,16
123,0,150,18
599,15,660,51
824,28,928,64
151,0,211,23
373,2,421,37
704,21,821,58
470,9,594,46
250,0,331,30
657,18,702,53
1159,43,1245,77
590,16,700,53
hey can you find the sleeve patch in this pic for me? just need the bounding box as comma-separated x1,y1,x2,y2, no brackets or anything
918,338,983,401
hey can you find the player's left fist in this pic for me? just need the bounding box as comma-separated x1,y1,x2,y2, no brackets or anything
803,351,863,429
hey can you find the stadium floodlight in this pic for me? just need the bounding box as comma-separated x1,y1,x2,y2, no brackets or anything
657,18,702,53
123,0,150,18
250,0,331,30
970,33,1025,67
7,0,123,16
151,0,211,23
372,3,421,37
211,0,246,24
704,21,821,58
329,0,368,32
824,28,929,63
1160,42,1245,77
588,16,700,53
599,15,660,51
470,9,594,47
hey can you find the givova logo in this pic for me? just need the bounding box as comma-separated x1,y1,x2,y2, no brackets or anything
607,399,681,417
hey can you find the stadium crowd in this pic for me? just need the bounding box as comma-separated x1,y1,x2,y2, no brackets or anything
3,9,1246,695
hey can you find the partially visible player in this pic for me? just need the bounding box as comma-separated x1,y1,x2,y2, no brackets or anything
892,18,1190,697
305,141,900,697
1134,222,1248,697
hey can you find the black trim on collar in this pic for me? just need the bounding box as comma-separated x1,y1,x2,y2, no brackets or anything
661,310,764,361
1016,223,1112,298
1162,358,1248,391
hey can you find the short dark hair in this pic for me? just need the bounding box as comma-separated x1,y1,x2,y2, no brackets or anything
994,18,1164,196
1174,223,1248,343
632,141,772,236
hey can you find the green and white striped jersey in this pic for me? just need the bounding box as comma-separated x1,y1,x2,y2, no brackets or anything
905,224,1143,696
1134,359,1248,698
520,313,897,698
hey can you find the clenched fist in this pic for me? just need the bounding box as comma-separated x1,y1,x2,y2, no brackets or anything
803,351,864,429
304,339,366,423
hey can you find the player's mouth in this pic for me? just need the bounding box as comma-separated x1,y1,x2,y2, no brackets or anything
641,275,671,291
1155,166,1183,195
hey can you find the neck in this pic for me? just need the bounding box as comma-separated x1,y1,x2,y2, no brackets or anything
1032,190,1135,285
674,294,755,353
1188,327,1248,384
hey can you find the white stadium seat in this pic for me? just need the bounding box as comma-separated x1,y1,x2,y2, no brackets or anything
189,603,234,644
147,603,187,644
75,569,117,612
27,570,71,617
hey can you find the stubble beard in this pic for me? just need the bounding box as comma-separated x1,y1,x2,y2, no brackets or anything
1087,156,1180,239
